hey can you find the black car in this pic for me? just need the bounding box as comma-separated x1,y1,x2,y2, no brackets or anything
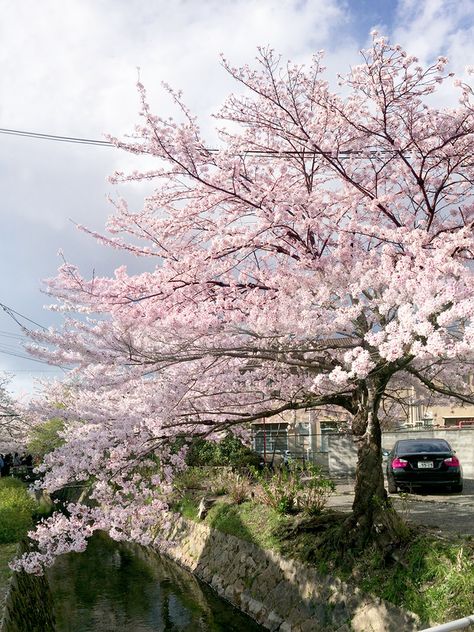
386,438,463,494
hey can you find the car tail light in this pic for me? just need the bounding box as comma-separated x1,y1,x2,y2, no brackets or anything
444,456,460,467
391,457,408,469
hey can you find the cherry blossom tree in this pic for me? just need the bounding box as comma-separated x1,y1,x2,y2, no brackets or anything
0,373,26,450
15,35,474,572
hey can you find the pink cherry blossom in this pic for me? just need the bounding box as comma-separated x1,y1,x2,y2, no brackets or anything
13,36,474,572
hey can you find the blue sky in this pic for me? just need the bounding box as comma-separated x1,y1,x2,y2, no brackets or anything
0,0,473,396
346,0,397,35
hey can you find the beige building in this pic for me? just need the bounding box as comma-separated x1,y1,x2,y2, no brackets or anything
407,399,474,428
251,377,474,460
406,377,474,428
251,407,348,463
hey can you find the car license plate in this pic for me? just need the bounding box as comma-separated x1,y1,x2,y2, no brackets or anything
418,461,434,468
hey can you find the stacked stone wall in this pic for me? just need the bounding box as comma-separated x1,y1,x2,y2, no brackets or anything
0,542,55,632
161,517,419,632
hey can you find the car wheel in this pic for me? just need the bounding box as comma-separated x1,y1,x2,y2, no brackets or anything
451,483,463,493
387,479,398,494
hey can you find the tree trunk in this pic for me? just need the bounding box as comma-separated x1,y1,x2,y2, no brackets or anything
349,378,400,545
351,386,385,539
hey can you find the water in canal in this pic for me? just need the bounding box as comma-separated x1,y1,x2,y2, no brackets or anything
47,533,264,632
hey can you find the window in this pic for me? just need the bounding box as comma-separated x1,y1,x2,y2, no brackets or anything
252,423,288,454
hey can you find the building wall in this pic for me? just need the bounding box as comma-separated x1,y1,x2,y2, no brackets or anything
328,428,474,479
252,408,349,459
423,403,474,428
406,378,474,428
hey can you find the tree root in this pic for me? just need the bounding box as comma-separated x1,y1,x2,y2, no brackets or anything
276,506,412,571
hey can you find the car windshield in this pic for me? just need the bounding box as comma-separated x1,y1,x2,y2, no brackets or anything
396,440,451,454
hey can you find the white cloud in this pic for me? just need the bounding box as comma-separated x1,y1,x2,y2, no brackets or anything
0,0,346,133
392,0,474,68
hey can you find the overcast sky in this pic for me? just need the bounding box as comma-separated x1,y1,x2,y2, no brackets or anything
0,0,473,397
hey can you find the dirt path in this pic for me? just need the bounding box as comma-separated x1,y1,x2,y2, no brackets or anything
328,478,474,537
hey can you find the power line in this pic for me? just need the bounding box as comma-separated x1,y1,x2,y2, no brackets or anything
0,303,72,372
0,343,71,371
0,348,60,365
0,332,29,342
8,369,63,373
0,302,47,331
0,127,112,147
0,126,405,159
0,342,29,354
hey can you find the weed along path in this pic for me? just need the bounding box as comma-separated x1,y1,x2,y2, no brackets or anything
329,479,474,536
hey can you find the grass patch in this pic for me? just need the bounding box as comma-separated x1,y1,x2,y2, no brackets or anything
205,501,282,550
357,534,474,624
0,479,46,608
179,495,199,521
276,514,474,625
0,478,37,544
176,495,283,550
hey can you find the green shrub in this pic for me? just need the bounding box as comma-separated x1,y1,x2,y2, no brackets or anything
208,470,230,496
226,471,252,505
0,478,36,543
185,439,217,466
173,467,209,496
27,417,65,457
252,463,334,516
296,464,335,516
186,435,260,468
253,465,303,515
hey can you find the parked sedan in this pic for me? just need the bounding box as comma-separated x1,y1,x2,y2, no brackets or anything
386,438,463,494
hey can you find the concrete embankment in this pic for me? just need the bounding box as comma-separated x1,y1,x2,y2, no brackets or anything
160,516,420,632
0,542,55,632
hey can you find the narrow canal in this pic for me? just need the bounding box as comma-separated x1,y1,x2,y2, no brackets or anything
47,533,264,632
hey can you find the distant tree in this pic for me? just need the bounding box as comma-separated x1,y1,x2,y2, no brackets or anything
186,434,260,468
27,418,64,458
0,374,17,418
0,374,26,448
15,35,474,573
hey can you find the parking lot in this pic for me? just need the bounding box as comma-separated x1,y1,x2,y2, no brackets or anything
328,478,474,536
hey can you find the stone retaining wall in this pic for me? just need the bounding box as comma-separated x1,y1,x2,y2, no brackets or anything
161,517,419,632
0,542,55,632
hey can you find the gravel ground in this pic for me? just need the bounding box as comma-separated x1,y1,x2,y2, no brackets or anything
328,478,474,537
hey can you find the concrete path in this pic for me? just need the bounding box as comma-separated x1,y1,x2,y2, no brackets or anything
328,478,474,537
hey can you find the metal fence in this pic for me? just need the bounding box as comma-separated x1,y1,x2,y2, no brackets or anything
251,427,331,469
8,465,36,481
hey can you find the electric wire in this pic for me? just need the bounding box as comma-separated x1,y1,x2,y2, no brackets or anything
0,303,71,371
0,348,60,365
0,302,47,330
0,126,405,159
0,330,29,341
0,127,112,147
